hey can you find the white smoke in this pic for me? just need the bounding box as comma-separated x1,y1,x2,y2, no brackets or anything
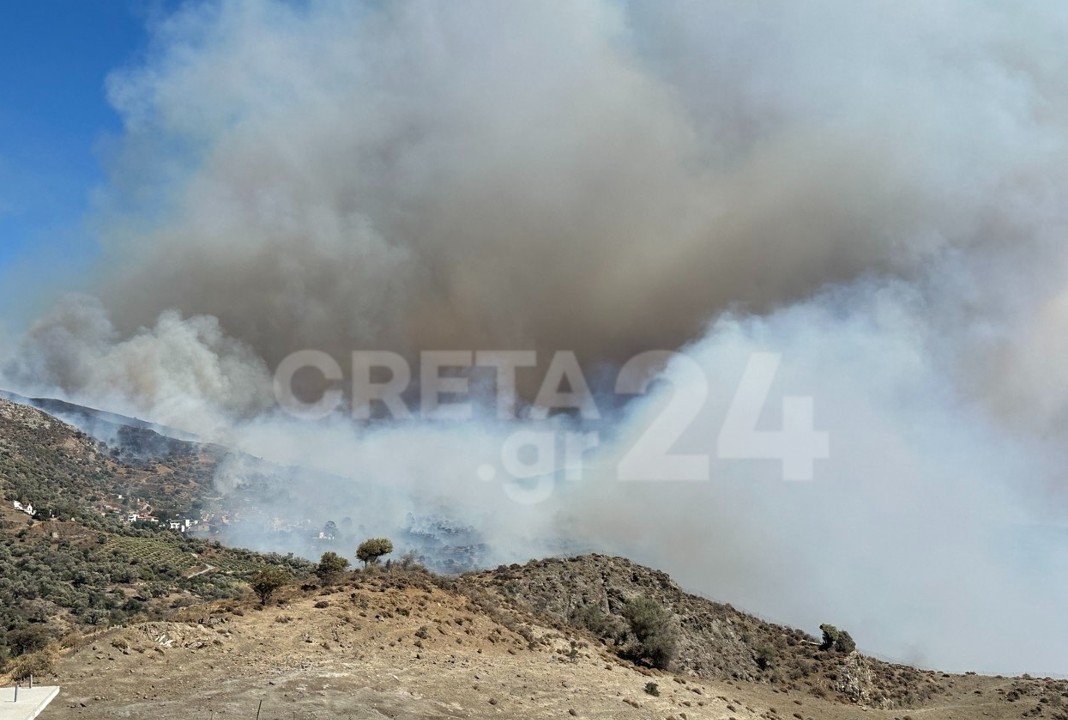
576,278,1068,673
5,0,1068,674
7,295,271,431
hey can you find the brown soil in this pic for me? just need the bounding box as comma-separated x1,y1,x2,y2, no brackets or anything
33,569,1068,720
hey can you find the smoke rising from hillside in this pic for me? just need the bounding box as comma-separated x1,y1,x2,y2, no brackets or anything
6,0,1068,673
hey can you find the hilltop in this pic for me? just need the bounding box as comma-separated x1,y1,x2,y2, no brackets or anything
462,555,941,706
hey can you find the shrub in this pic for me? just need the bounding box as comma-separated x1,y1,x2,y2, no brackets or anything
315,551,350,584
836,629,856,653
620,596,678,670
398,550,422,570
570,604,625,640
7,626,52,657
356,538,394,567
7,647,55,680
755,642,779,670
644,682,660,696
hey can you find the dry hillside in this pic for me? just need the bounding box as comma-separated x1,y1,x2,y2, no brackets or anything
16,564,1067,720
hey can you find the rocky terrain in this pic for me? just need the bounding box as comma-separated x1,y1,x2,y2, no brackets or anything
461,556,941,706
17,563,1068,720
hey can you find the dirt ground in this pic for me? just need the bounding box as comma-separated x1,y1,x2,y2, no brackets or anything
38,575,1064,720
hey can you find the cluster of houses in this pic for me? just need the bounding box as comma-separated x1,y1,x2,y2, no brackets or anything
83,491,343,543
122,510,202,533
10,493,321,541
93,494,205,533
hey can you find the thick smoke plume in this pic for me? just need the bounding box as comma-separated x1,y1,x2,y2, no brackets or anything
6,0,1068,673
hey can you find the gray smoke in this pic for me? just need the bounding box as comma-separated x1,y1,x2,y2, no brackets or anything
19,0,1061,415
6,0,1068,674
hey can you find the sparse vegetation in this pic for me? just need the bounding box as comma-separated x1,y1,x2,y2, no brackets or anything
450,555,946,707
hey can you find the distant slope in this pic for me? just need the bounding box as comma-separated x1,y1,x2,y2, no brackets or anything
0,397,311,662
0,389,206,468
0,388,200,442
0,393,494,572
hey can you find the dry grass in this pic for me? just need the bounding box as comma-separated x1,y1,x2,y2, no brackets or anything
27,566,1068,720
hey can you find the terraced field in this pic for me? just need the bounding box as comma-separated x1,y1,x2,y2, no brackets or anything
104,536,199,573
104,535,300,577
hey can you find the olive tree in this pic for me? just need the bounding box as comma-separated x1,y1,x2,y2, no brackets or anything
355,538,394,567
250,567,290,606
819,623,856,653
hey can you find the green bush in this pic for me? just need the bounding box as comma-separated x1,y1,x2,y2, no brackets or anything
7,648,55,680
755,642,779,670
620,596,678,670
6,626,52,657
316,551,350,584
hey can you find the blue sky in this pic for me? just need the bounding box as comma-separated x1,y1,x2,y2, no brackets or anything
0,1,179,318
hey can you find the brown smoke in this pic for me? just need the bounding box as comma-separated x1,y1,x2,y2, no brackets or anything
15,0,1053,421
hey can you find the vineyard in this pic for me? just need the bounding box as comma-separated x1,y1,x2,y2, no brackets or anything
103,536,291,577
104,536,198,573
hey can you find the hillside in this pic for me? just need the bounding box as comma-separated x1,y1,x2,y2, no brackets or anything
0,395,218,522
2,396,1067,719
0,392,492,570
460,555,950,707
15,563,1068,720
0,398,310,662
